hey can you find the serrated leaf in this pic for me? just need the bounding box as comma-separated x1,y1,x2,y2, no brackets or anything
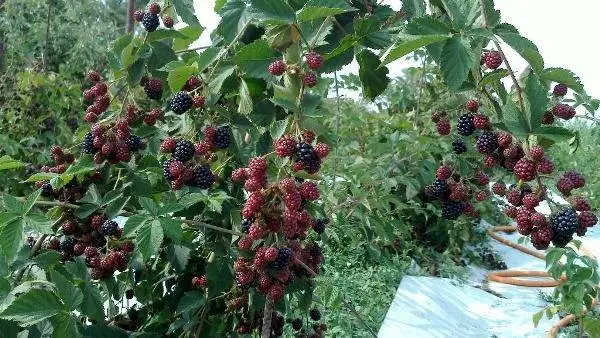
270,118,290,140
479,69,508,88
158,204,185,215
256,132,273,155
3,195,21,214
357,50,390,101
208,65,236,96
495,26,544,73
24,172,58,183
525,73,549,131
265,24,301,51
176,291,205,314
0,156,24,171
127,58,146,87
540,67,584,94
173,25,205,51
440,0,480,29
297,0,357,22
532,310,543,327
381,33,450,65
480,0,500,27
159,217,182,244
534,126,574,143
138,197,159,216
166,245,190,273
250,0,295,23
406,16,452,62
104,196,129,219
197,48,220,71
137,219,164,261
168,65,198,93
0,218,23,263
440,35,475,90
52,313,80,338
234,40,278,81
503,99,529,137
0,289,64,324
216,0,251,42
74,204,99,219
50,270,83,310
79,184,101,205
81,283,104,322
402,0,426,20
147,29,189,43
172,0,200,25
33,251,60,269
238,79,253,115
123,215,147,237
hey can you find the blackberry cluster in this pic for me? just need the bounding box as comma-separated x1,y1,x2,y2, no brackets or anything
475,131,498,154
169,91,193,114
173,140,195,162
456,114,475,136
452,139,467,154
214,126,232,149
193,166,215,189
550,208,579,247
442,201,464,220
141,12,160,32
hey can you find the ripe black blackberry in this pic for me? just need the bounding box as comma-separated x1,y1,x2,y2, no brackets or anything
309,308,321,321
141,12,160,32
100,220,119,236
241,218,253,233
291,318,303,331
170,91,193,114
475,131,498,154
82,132,95,154
193,166,214,189
313,218,327,234
60,236,77,253
214,126,231,149
270,248,292,269
549,208,579,247
442,201,464,220
296,142,315,162
452,139,467,154
127,135,144,151
172,140,195,162
456,114,475,136
431,179,449,198
41,183,54,197
162,159,176,181
144,80,163,100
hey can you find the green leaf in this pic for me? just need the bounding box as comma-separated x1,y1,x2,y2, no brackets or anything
81,283,104,322
0,156,24,171
50,270,83,310
440,35,475,90
197,48,220,71
540,67,584,94
79,184,101,205
297,0,357,22
74,204,99,219
137,219,164,261
250,0,296,23
406,16,453,62
381,34,450,65
357,50,390,101
127,58,146,87
52,313,81,338
33,251,60,269
233,40,278,81
0,219,23,263
238,79,253,115
159,217,183,244
173,25,205,51
545,248,564,268
172,0,200,26
503,99,529,137
524,73,549,131
481,0,500,28
104,196,129,219
532,310,543,327
147,29,188,43
138,197,159,216
479,69,509,88
24,172,59,183
216,0,251,42
208,65,236,96
176,291,205,314
495,25,544,73
440,0,480,29
265,24,301,51
2,195,21,214
0,289,64,324
24,213,53,234
166,245,190,273
402,0,426,20
168,65,198,93
534,126,574,143
256,132,273,155
158,204,185,215
123,215,147,237
270,118,290,140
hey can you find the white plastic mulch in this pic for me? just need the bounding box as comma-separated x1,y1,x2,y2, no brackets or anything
378,205,600,338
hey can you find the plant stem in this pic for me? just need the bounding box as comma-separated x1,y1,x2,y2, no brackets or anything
175,45,211,54
204,22,251,83
261,298,274,338
125,0,135,33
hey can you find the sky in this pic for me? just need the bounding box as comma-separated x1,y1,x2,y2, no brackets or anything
190,0,600,100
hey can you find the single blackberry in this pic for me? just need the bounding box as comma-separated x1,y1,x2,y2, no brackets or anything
162,16,174,28
141,12,160,32
60,236,77,253
475,131,498,154
128,135,144,151
431,179,449,199
456,114,475,136
553,84,568,97
100,220,119,236
305,52,324,70
144,82,163,100
296,142,315,162
268,60,286,76
193,166,214,189
270,248,292,269
172,140,195,162
309,308,321,321
292,318,303,331
452,139,467,154
313,218,327,234
82,133,95,154
549,208,579,247
241,218,253,233
304,72,318,87
41,183,54,197
214,126,232,149
162,159,175,181
483,51,503,69
169,91,193,114
442,201,464,220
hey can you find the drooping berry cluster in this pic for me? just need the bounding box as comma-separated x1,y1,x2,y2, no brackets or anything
160,137,216,190
267,51,325,88
273,132,329,174
134,3,173,32
82,119,146,164
82,71,111,123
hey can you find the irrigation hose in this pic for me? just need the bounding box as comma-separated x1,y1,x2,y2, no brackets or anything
485,226,596,338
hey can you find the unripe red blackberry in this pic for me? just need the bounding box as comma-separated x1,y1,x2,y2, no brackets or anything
61,221,76,235
193,96,205,108
483,50,502,69
168,160,185,178
505,205,518,219
83,89,95,102
160,137,177,153
121,241,135,253
192,275,208,288
274,135,297,157
472,113,490,129
267,283,285,301
299,181,320,200
531,212,547,228
496,131,512,148
570,196,591,212
93,82,108,97
268,60,286,76
305,51,324,70
475,170,489,185
162,16,174,28
564,170,585,189
492,182,506,196
248,157,267,177
552,103,576,120
579,211,598,227
304,72,318,87
90,214,105,230
431,111,445,123
436,119,451,135
144,77,163,100
314,143,329,159
529,145,544,161
537,157,554,174
541,111,554,125
84,111,98,123
506,188,522,206
475,190,488,202
244,177,264,192
86,70,101,83
483,155,497,168
194,142,211,155
265,247,279,262
148,2,161,14
553,83,568,97
73,243,85,256
133,10,144,22
280,177,296,192
465,99,479,112
231,168,248,182
522,194,539,210
436,165,453,180
514,158,537,181
531,226,553,250
302,130,315,143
